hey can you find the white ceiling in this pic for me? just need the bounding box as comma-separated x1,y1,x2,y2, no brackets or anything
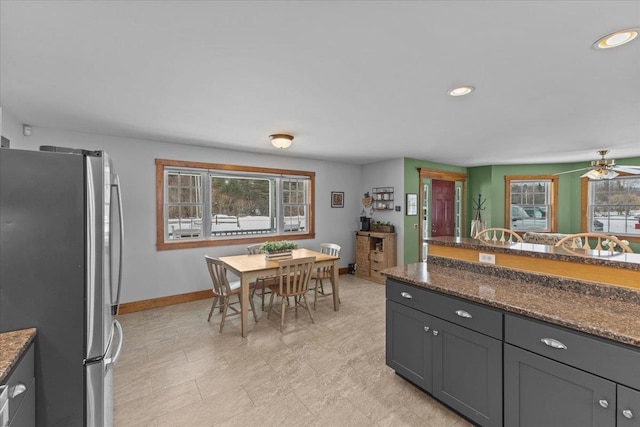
1,1,639,166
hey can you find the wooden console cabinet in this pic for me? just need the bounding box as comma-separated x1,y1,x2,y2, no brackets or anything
355,231,396,284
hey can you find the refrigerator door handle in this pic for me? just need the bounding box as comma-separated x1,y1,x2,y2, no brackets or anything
111,174,124,315
105,320,123,370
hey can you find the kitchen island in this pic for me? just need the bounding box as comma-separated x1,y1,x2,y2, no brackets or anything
383,257,640,427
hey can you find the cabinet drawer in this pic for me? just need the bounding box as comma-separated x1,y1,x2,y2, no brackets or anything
5,344,34,425
370,250,385,263
429,292,503,340
505,314,640,390
386,280,433,313
369,269,386,284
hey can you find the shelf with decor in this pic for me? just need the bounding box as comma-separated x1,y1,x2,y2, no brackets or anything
372,187,394,210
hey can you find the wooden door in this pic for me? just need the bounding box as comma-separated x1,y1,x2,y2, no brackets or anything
431,179,455,237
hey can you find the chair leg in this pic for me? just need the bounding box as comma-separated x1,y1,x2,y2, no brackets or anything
261,281,267,311
313,278,319,310
302,294,314,324
280,296,286,332
219,297,229,333
247,292,258,322
207,295,219,321
267,290,276,319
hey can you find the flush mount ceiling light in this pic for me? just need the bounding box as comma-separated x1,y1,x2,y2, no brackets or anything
593,28,639,49
269,134,294,149
448,85,475,97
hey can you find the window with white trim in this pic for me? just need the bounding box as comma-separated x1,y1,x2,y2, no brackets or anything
587,176,640,237
505,175,558,233
156,159,315,250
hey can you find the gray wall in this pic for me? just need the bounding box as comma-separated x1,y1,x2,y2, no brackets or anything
362,158,405,265
1,110,365,303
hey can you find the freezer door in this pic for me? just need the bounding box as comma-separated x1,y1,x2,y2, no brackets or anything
86,319,122,427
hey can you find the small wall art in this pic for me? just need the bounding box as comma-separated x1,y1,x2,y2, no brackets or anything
331,191,344,208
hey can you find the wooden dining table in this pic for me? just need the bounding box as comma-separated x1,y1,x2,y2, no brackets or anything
219,248,340,337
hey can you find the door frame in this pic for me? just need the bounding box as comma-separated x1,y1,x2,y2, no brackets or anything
419,168,468,261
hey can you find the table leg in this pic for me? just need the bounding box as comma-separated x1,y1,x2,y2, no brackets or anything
241,276,250,337
331,260,339,311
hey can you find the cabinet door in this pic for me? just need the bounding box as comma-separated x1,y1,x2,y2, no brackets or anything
432,318,502,427
505,344,616,427
355,235,370,278
386,300,432,392
618,385,640,427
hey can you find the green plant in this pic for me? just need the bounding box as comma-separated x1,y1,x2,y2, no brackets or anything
260,241,298,253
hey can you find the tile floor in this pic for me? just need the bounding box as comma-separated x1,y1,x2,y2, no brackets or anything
114,274,473,426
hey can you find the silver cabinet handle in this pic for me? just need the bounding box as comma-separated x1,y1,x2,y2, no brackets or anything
424,326,430,332
432,330,439,336
623,409,633,419
599,399,609,409
541,338,567,350
400,292,412,299
10,382,27,398
455,310,472,319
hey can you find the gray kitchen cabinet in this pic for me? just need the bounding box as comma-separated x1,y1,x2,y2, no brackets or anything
3,344,35,427
505,343,616,427
386,279,502,426
618,385,640,427
432,318,502,427
386,300,433,393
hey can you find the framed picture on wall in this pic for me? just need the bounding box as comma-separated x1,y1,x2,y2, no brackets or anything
331,191,344,208
406,193,418,216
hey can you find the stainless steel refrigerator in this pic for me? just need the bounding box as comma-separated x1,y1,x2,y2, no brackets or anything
0,146,124,426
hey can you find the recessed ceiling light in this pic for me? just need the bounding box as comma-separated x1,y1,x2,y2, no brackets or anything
448,86,475,97
593,28,639,49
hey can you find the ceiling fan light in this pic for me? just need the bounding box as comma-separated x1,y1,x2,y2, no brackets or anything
593,28,639,49
585,168,619,180
269,134,294,149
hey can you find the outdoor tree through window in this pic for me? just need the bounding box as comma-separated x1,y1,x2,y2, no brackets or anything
586,176,640,238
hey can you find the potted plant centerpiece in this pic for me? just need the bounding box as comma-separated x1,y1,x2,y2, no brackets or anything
260,241,298,261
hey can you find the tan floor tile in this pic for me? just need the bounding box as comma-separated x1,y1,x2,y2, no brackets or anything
155,386,254,427
114,275,468,427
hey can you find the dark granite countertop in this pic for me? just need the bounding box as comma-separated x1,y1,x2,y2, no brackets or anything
0,328,36,383
383,257,640,349
426,236,640,271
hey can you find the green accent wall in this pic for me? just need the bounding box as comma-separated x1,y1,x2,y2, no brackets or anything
405,156,640,262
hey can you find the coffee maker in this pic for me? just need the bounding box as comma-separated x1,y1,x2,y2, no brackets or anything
360,216,371,231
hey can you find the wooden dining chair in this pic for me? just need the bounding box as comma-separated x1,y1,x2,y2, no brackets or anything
267,257,315,332
205,256,258,333
555,233,633,253
475,228,523,244
247,243,275,311
310,243,341,309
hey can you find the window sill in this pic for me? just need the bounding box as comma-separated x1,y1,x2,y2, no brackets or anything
156,232,315,251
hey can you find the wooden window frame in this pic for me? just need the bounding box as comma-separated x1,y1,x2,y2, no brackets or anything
581,176,640,243
156,159,315,250
505,175,558,233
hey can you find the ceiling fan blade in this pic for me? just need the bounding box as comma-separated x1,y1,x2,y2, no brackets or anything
614,166,640,174
553,167,591,176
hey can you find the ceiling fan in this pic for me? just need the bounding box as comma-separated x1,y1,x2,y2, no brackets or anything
553,150,640,179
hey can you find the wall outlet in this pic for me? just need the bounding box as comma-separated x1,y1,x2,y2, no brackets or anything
479,253,496,264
